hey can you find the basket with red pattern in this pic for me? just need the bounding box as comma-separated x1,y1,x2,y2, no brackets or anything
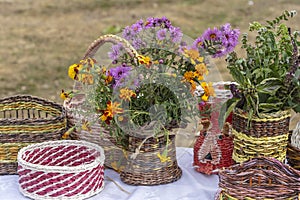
17,140,105,200
193,82,235,175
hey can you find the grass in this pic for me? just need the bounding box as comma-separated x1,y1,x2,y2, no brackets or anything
0,0,300,102
0,0,299,133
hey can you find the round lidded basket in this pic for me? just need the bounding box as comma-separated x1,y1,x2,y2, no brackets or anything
17,140,105,200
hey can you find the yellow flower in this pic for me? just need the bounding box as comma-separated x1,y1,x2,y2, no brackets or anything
195,63,208,76
62,127,75,139
190,80,197,94
201,82,215,101
183,48,202,65
81,120,91,132
157,152,171,163
68,63,82,80
60,89,73,100
119,88,136,101
138,55,152,67
183,71,195,82
100,101,123,123
80,57,95,68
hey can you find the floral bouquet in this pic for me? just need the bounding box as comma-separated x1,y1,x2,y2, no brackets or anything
62,17,239,184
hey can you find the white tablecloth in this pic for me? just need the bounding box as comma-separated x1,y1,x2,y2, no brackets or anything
0,147,219,200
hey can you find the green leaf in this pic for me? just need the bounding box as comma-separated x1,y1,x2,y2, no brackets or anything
256,78,282,95
218,98,240,129
228,66,247,86
259,102,283,112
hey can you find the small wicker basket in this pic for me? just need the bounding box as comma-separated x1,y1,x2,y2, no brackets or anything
287,122,300,170
193,82,235,175
217,157,300,200
0,95,67,175
232,109,291,163
18,140,105,200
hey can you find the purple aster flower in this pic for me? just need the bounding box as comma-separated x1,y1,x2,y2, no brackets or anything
145,17,156,28
202,27,222,41
193,36,204,49
169,26,183,43
108,43,123,61
156,28,167,40
132,38,146,49
109,65,132,81
161,16,172,28
123,26,135,40
131,19,144,34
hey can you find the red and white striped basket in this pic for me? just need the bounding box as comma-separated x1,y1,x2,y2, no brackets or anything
17,140,105,200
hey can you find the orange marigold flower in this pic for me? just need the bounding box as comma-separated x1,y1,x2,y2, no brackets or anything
195,63,208,76
119,88,136,101
183,71,195,82
100,101,123,124
201,82,215,101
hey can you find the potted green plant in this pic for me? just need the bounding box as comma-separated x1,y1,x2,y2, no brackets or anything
219,10,300,163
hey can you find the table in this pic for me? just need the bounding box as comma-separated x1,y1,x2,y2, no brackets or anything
0,147,219,200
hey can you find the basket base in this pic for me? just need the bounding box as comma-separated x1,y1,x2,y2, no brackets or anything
0,162,18,175
120,161,182,186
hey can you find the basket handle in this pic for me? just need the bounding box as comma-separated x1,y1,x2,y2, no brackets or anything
67,34,140,108
82,34,139,60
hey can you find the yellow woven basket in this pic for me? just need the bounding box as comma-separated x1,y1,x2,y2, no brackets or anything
0,95,67,174
232,109,291,163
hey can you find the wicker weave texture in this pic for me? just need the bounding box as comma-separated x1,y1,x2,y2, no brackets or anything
0,95,67,175
193,82,235,175
64,94,126,171
18,140,105,200
120,134,182,185
218,157,300,200
232,110,291,163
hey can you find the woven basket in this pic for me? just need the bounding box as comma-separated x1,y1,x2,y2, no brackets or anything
18,140,105,200
232,109,291,163
287,122,300,170
193,82,235,175
0,95,67,175
64,34,138,171
120,133,182,185
217,157,300,200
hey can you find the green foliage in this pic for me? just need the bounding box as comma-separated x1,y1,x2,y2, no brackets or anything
219,10,300,128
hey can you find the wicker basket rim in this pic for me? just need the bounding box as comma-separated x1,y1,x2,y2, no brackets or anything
17,140,105,173
234,108,291,120
0,95,66,123
219,156,300,176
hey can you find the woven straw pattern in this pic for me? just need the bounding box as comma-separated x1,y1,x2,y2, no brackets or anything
232,109,291,163
287,122,300,170
0,95,67,174
63,34,141,171
290,122,300,148
120,134,182,185
217,157,300,200
64,97,126,171
193,82,235,175
18,140,105,200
